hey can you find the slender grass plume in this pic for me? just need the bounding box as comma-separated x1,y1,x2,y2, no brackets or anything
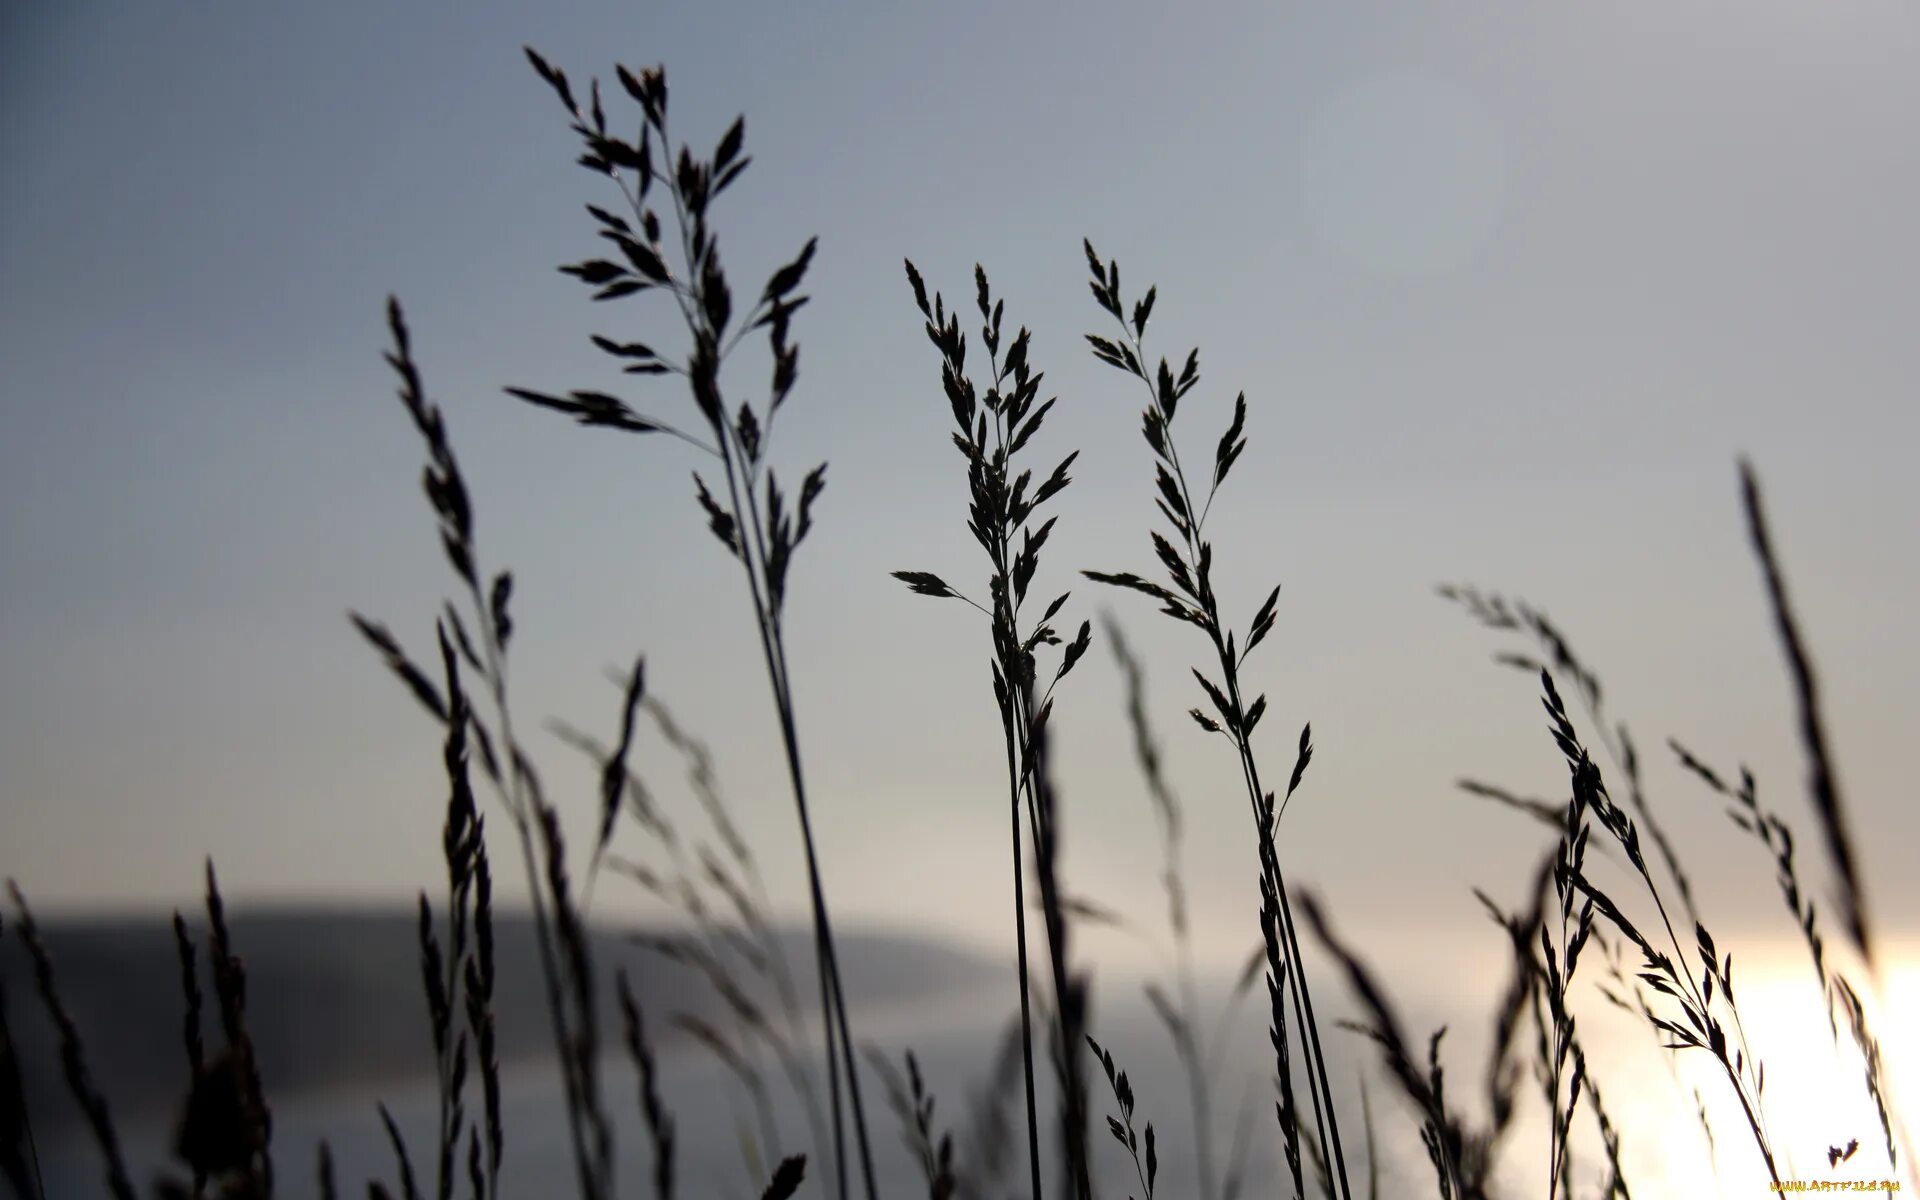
1437,584,1699,933
863,1047,958,1200
1737,461,1873,974
508,46,865,1200
1666,738,1907,1184
407,629,503,1200
1086,1036,1158,1200
893,259,1094,1200
351,294,617,1200
562,683,832,1193
1077,239,1353,1200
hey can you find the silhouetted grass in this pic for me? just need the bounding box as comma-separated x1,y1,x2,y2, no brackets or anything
863,1047,956,1200
4,44,1915,1200
511,47,866,1200
615,971,674,1200
352,294,616,1200
1084,1037,1156,1200
1738,462,1872,972
1106,616,1263,1200
1438,585,1699,934
0,917,46,1200
1667,737,1906,1192
1078,238,1353,1200
1434,467,1915,1195
4,891,134,1200
561,678,833,1192
893,259,1094,1200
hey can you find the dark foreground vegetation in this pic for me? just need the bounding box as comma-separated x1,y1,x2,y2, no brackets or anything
3,49,1910,1200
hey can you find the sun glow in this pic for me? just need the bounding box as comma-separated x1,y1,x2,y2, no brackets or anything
1576,947,1920,1194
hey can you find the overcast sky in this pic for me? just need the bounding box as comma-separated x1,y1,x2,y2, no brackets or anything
4,0,1916,1036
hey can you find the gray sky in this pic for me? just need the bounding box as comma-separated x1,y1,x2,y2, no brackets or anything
3,0,1916,1014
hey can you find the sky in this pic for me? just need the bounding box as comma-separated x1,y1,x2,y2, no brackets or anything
3,1,1918,1186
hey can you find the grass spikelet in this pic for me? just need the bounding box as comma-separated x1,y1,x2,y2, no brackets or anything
380,1101,424,1200
1738,460,1873,969
1438,584,1698,930
0,918,46,1200
168,912,208,1196
761,1154,807,1200
617,971,676,1200
865,1046,957,1200
1087,1036,1158,1200
1297,891,1470,1199
199,860,274,1194
5,884,135,1200
954,1015,1024,1200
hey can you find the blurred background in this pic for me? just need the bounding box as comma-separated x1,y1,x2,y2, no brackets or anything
3,2,1916,1195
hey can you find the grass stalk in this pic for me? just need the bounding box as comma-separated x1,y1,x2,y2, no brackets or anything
0,916,46,1200
575,684,832,1182
894,260,1096,1200
1534,668,1778,1186
358,296,611,1200
512,51,872,1200
1078,240,1351,1200
1106,615,1241,1200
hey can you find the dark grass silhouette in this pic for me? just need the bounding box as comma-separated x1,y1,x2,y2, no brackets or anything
508,45,866,1200
1077,238,1355,1200
2,47,1913,1200
1103,616,1267,1200
893,259,1095,1200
